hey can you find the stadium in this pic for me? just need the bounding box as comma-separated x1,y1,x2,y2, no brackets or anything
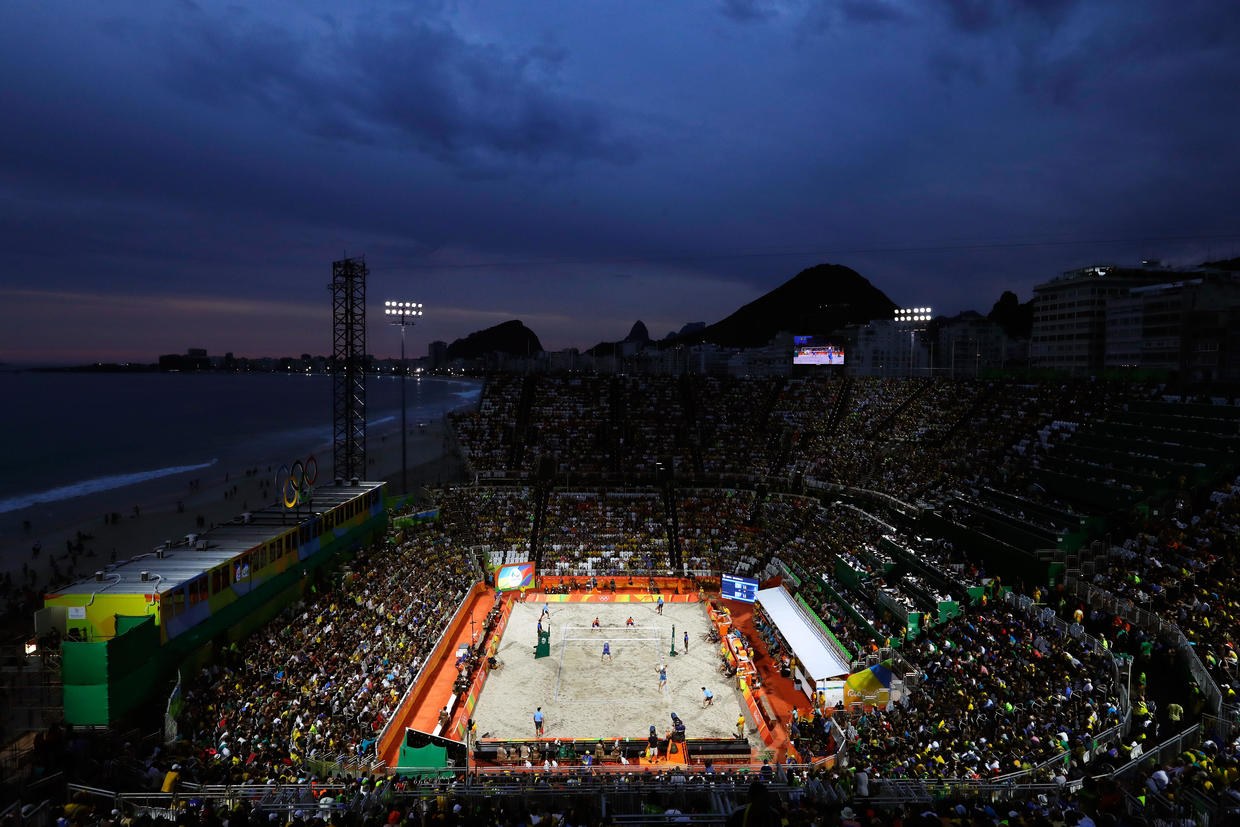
11,375,1240,825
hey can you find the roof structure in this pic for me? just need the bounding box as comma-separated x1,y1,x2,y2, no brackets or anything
50,480,383,597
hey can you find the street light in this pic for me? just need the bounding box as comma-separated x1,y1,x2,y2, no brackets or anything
894,307,932,377
384,300,424,495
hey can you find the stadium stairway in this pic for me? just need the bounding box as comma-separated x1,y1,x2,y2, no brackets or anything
607,376,624,476
864,379,929,441
680,375,705,478
938,380,999,450
508,375,538,470
824,377,852,438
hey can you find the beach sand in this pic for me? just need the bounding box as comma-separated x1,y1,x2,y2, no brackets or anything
473,602,748,743
0,416,471,604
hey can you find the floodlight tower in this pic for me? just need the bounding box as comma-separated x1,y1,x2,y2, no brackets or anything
893,307,932,377
385,300,424,495
331,256,368,483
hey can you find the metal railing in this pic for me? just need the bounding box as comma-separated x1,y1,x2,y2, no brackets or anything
1063,572,1223,715
862,592,1131,802
371,585,480,762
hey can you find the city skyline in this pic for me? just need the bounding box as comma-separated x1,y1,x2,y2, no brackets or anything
1,0,1237,364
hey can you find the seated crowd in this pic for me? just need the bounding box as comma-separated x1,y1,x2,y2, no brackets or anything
26,376,1240,826
541,492,668,573
172,514,475,785
849,609,1123,781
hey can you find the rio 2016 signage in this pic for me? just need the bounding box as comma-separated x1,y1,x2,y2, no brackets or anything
276,456,318,509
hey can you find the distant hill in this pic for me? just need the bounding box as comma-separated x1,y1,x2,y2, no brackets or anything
446,320,542,360
1203,257,1240,271
680,263,898,348
987,290,1034,339
586,319,651,357
626,320,650,344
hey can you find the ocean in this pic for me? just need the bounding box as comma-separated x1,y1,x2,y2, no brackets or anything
0,371,481,515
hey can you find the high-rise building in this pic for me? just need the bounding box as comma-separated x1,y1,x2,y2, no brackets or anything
428,340,448,369
934,313,1009,377
1030,265,1171,374
845,320,932,377
1104,274,1240,380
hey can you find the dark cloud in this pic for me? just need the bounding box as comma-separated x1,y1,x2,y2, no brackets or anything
838,0,906,25
927,51,985,86
935,0,1080,33
1016,4,1240,107
935,0,998,33
719,0,779,23
160,10,636,171
0,0,1236,362
799,0,907,31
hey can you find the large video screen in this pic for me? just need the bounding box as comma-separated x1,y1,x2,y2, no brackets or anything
793,335,844,365
721,573,759,603
495,561,536,591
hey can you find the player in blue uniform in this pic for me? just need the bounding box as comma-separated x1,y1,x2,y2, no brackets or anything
655,663,667,691
602,641,612,663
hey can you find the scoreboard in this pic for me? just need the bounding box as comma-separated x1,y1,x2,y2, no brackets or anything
721,574,759,603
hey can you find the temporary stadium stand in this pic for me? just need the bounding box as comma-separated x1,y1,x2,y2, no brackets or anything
753,586,850,687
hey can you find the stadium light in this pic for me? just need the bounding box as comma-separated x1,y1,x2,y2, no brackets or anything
894,307,932,323
387,299,424,495
894,307,933,377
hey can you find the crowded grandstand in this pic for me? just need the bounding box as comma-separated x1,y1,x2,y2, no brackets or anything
6,375,1240,825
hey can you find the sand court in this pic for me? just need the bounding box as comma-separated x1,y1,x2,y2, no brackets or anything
472,600,748,743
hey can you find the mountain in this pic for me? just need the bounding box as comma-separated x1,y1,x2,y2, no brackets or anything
680,263,898,348
445,320,542,360
663,321,705,340
586,319,651,357
987,290,1034,339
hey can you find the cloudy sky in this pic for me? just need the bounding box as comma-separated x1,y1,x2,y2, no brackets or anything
1,0,1237,363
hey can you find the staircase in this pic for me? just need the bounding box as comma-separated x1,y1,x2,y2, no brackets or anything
508,375,538,471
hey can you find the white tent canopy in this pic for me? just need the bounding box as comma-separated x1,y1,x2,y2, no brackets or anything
754,586,851,694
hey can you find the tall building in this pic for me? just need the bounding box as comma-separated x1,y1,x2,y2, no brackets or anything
1104,274,1240,380
934,313,1009,377
1030,265,1172,374
427,340,448,370
845,320,932,377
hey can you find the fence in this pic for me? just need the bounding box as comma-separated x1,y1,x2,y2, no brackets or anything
371,584,480,764
863,592,1131,802
70,773,809,820
1063,572,1223,715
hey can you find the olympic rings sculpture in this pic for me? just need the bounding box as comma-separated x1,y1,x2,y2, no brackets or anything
276,455,318,509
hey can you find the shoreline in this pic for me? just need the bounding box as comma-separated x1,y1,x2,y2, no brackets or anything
0,414,473,604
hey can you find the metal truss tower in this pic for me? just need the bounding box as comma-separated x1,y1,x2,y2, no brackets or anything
331,256,367,482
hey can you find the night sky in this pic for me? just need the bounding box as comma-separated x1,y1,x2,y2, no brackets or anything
1,0,1237,364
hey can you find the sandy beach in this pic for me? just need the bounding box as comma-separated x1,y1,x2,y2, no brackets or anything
0,415,471,605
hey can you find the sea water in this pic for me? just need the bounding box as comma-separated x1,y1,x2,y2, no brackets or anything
0,371,480,515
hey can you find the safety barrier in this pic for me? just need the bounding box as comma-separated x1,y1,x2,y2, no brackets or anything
1063,572,1223,715
863,592,1131,802
374,583,486,763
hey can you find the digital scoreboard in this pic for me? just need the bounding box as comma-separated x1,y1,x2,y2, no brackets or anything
721,573,759,603
495,561,535,591
793,334,845,366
